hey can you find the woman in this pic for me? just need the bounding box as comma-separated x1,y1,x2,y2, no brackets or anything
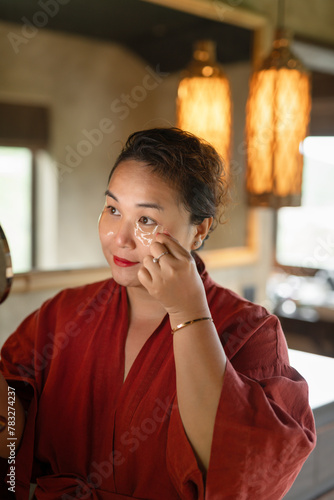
0,128,315,499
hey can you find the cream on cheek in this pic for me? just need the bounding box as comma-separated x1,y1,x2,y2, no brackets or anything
98,206,167,250
98,208,116,238
133,221,164,247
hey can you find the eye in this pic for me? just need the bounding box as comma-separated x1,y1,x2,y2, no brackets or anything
138,216,157,226
106,205,120,216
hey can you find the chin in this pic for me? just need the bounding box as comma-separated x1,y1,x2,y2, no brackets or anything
108,262,141,288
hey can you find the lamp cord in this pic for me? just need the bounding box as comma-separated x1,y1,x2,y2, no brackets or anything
277,0,285,28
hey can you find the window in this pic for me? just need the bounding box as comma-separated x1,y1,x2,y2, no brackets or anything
276,136,334,272
0,101,53,273
0,147,33,273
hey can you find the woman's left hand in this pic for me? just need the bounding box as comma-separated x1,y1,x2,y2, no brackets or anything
137,233,209,319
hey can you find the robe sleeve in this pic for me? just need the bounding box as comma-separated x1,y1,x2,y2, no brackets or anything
166,311,316,500
0,304,49,499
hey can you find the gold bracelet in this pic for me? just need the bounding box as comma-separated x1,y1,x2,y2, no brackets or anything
171,317,213,334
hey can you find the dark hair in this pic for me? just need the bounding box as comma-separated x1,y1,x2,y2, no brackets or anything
108,127,229,236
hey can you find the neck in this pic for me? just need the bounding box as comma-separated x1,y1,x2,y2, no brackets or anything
126,285,167,323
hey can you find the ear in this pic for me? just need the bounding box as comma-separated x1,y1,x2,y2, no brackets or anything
191,217,213,250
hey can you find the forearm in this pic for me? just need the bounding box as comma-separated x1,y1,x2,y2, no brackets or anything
0,373,25,458
170,309,226,472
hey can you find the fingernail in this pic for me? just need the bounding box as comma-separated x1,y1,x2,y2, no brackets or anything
156,231,171,236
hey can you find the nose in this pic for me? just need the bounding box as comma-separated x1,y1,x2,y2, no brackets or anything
114,219,136,249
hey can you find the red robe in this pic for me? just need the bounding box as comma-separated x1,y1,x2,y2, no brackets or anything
0,255,316,499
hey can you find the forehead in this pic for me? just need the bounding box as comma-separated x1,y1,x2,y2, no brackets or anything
108,159,191,218
109,160,173,197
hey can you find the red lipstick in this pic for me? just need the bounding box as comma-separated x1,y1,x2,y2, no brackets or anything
113,256,139,267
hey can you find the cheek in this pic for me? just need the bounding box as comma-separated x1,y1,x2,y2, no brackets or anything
167,224,195,250
98,211,116,239
98,225,114,256
99,233,111,258
134,222,164,247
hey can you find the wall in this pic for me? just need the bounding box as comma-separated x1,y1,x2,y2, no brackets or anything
0,19,253,268
0,21,274,344
0,20,176,269
243,0,334,46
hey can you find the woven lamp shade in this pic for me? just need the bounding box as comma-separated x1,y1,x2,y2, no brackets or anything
176,40,232,172
246,29,311,208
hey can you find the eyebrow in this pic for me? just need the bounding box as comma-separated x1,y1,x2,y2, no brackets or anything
104,190,164,211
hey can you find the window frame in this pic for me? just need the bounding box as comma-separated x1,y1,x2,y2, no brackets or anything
0,143,37,271
273,39,334,277
273,144,334,278
273,211,320,277
0,102,49,271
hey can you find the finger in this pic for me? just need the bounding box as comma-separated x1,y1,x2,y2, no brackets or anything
150,241,173,260
141,253,171,277
154,233,191,260
137,263,153,287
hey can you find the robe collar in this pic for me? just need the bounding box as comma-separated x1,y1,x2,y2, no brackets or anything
192,251,212,289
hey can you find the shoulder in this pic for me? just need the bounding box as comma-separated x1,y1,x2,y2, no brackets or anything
44,277,117,307
205,277,271,327
204,274,287,370
28,277,121,328
197,254,272,339
204,270,268,322
196,253,271,334
4,278,123,358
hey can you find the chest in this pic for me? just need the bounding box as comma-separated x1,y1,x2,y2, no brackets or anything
35,315,177,486
123,321,162,381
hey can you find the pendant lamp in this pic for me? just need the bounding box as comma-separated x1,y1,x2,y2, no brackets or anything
245,28,311,208
176,40,232,172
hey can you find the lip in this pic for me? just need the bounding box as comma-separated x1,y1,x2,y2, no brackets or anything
113,255,139,267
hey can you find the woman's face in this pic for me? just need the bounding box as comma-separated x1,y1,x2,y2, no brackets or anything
99,159,200,288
